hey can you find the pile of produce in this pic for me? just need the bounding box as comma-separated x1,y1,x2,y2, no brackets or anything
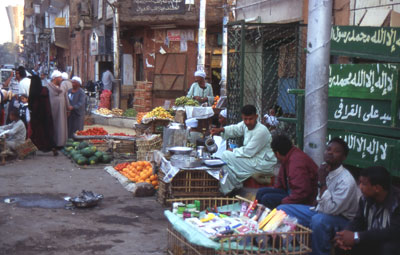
111,108,123,116
123,108,137,117
90,139,106,144
76,127,108,136
110,132,133,137
212,95,220,108
96,108,112,115
63,139,112,165
114,161,159,189
144,107,173,120
175,96,200,106
136,112,147,124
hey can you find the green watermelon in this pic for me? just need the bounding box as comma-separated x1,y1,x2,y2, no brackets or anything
94,151,103,161
89,146,97,153
72,141,80,148
78,142,89,149
73,153,83,162
77,156,88,165
102,154,112,163
65,146,74,152
81,147,94,157
89,156,98,165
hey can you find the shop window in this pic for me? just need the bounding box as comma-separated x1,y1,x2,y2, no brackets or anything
136,54,144,81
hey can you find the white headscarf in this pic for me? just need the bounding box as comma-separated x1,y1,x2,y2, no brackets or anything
71,76,82,85
61,72,69,80
51,70,62,79
185,118,198,128
194,70,206,78
220,109,227,118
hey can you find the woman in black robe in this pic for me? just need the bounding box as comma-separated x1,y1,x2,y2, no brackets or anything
28,75,57,154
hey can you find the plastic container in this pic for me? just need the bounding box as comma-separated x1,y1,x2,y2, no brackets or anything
186,204,196,212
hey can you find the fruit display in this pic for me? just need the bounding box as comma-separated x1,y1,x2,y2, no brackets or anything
136,112,147,124
110,132,133,137
96,108,112,115
76,127,108,136
175,96,200,106
63,139,112,165
123,108,137,117
212,95,220,108
115,161,159,189
111,108,123,116
144,107,173,120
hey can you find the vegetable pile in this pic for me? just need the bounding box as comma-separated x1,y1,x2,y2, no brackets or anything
76,127,108,136
123,108,137,117
212,95,220,108
96,108,112,115
63,139,112,165
114,161,159,189
136,112,147,124
175,96,200,106
144,107,173,120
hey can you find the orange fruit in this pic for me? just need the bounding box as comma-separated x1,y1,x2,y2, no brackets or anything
155,185,159,190
151,180,158,186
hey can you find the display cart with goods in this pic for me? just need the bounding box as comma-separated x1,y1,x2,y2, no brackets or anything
136,107,174,134
165,196,311,255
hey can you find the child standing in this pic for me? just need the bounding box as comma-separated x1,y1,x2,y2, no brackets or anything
19,94,31,138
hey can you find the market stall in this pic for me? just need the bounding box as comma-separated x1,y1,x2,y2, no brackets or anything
165,196,312,254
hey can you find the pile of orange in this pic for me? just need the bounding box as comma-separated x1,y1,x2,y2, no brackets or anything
212,95,220,108
136,112,147,124
119,161,159,189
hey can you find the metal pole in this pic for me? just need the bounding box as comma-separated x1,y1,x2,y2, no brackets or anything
304,0,333,166
197,0,207,71
220,2,228,96
112,1,121,109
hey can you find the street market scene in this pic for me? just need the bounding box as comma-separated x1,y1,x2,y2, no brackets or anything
1,0,400,254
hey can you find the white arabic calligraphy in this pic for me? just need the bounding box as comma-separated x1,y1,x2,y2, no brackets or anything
331,26,400,53
333,98,391,124
134,0,183,13
340,134,388,163
329,66,394,96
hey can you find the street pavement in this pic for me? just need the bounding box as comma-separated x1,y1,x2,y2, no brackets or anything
0,152,168,255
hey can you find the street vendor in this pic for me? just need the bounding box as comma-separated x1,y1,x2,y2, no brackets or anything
0,109,26,154
187,70,214,106
210,105,277,195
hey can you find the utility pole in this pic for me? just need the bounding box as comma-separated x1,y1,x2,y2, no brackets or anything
220,1,228,96
197,0,207,71
304,0,333,165
107,0,121,109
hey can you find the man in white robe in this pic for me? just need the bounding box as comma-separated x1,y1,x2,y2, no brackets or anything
187,70,214,106
211,105,277,194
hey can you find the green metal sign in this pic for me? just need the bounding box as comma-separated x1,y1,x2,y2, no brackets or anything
331,26,400,62
328,130,400,177
328,97,392,126
329,64,399,100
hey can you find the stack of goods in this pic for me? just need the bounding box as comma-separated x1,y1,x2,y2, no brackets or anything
63,140,112,165
114,161,159,189
172,199,298,240
76,127,108,136
99,90,112,109
212,95,220,108
123,108,137,118
111,108,123,116
175,96,200,107
96,107,112,116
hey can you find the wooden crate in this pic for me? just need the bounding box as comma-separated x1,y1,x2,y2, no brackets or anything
136,135,162,152
166,197,312,255
157,170,221,205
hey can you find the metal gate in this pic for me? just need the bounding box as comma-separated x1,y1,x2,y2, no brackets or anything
227,21,307,144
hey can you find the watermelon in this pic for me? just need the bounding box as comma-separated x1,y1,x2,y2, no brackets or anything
89,156,98,165
102,154,112,163
81,147,94,157
72,141,80,148
66,146,74,152
78,142,89,149
77,156,88,165
73,153,83,162
94,151,103,161
89,146,97,153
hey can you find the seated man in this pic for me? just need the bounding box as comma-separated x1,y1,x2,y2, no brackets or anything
335,166,400,255
256,134,318,209
0,109,26,154
277,137,361,255
187,70,214,106
211,105,277,195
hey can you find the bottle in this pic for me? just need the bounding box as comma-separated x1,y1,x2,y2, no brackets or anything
244,200,258,218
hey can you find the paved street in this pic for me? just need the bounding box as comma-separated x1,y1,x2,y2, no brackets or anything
0,152,168,255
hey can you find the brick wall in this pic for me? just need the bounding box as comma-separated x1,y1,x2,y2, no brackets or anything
134,81,153,113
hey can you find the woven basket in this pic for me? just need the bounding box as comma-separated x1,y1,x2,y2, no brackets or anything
136,135,162,152
15,139,38,159
166,197,312,255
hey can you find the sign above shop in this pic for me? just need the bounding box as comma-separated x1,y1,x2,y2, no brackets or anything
90,32,99,56
131,0,185,15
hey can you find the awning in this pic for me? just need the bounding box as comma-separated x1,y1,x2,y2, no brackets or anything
359,9,400,27
53,28,69,49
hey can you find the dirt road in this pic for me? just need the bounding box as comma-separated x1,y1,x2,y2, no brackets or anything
0,152,168,255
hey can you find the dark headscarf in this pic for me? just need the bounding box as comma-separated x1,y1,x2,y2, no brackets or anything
28,75,43,110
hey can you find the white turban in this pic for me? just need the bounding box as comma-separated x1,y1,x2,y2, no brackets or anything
71,76,82,85
194,70,206,78
220,109,227,118
61,72,69,80
51,70,62,79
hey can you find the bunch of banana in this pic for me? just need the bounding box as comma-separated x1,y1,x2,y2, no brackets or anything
112,108,123,116
175,96,199,106
96,108,112,115
144,107,173,120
